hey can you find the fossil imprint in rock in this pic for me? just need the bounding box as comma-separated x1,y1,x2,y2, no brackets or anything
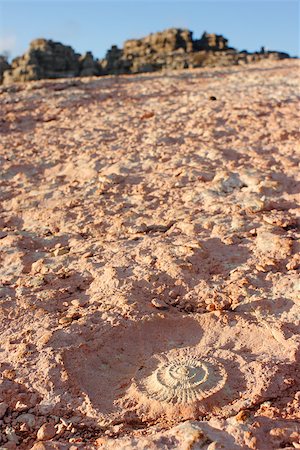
137,354,228,404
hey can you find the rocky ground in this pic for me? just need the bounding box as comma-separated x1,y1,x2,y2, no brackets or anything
0,59,299,449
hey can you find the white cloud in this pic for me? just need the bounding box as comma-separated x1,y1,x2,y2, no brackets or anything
0,34,17,56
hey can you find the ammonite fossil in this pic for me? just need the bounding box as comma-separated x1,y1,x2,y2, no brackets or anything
137,353,227,404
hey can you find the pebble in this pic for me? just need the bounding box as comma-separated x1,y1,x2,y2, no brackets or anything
52,246,70,257
58,316,73,325
82,251,93,258
151,298,168,309
31,259,47,274
2,369,16,380
55,422,66,435
16,413,36,428
235,409,250,423
71,298,87,307
37,422,56,441
15,401,28,411
5,426,19,444
0,401,8,419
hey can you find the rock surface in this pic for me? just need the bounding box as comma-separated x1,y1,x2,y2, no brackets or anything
0,60,299,449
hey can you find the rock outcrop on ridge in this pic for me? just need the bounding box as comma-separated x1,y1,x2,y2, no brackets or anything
2,39,100,84
1,28,291,83
100,28,290,74
0,55,10,83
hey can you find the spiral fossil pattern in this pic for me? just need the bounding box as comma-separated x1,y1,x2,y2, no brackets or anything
138,354,227,404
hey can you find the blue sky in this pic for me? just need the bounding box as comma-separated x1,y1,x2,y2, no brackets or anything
0,1,299,60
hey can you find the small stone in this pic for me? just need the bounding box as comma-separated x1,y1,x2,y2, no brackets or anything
71,300,80,308
2,369,16,380
286,254,300,271
95,437,108,446
151,298,168,310
38,331,52,346
209,96,217,101
59,417,69,427
16,413,36,428
5,426,19,444
53,246,69,257
255,264,267,272
169,290,179,299
71,299,87,307
207,443,218,450
235,409,250,423
55,422,66,435
206,303,216,311
82,251,93,258
58,316,73,325
112,424,123,433
140,111,155,120
58,312,81,325
37,422,56,440
15,401,28,412
31,259,47,274
0,401,8,418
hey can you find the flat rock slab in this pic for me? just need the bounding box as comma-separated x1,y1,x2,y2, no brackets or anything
0,60,299,449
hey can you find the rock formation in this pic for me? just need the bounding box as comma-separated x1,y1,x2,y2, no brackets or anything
0,55,10,83
195,31,229,51
78,51,100,77
1,29,291,83
101,45,131,74
3,39,100,84
99,28,290,75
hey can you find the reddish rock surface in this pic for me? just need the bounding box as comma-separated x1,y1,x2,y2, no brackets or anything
0,59,299,449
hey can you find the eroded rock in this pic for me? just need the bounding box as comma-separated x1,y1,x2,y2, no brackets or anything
1,29,291,83
3,39,99,84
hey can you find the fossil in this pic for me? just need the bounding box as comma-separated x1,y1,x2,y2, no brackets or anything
137,353,227,404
